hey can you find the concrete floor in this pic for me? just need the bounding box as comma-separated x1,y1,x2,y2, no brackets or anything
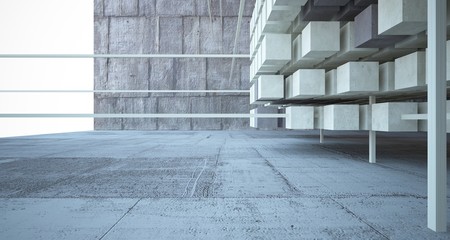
0,130,449,239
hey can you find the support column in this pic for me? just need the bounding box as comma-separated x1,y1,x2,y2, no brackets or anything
369,96,376,163
427,0,447,232
320,129,324,143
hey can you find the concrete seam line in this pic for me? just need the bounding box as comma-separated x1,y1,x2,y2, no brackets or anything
98,198,142,240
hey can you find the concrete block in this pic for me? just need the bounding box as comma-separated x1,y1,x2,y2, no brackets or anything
109,17,156,54
157,97,191,130
200,17,222,54
257,75,284,101
191,97,222,130
223,17,251,54
156,0,195,16
207,59,240,91
354,4,407,48
314,106,324,129
94,18,109,54
334,1,366,21
325,69,337,96
378,0,427,35
292,34,324,68
120,98,157,130
302,22,340,58
359,105,370,130
138,0,156,16
262,21,291,34
372,102,418,132
273,0,307,6
159,17,182,54
106,59,150,98
284,75,294,99
289,69,325,99
379,62,395,92
261,34,291,66
183,17,200,54
286,106,315,130
323,105,360,130
222,96,250,130
94,97,122,130
337,62,379,94
418,101,450,132
176,59,207,96
104,0,139,16
266,0,301,22
337,22,377,60
394,51,426,90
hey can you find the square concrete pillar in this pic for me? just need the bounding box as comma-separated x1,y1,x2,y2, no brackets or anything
314,106,324,129
261,34,291,66
338,22,377,60
394,51,426,90
337,62,379,94
372,102,418,132
378,0,427,36
286,106,315,129
323,105,360,130
250,83,257,104
257,75,284,101
379,62,395,92
289,69,325,99
250,108,257,128
292,34,324,68
325,69,337,96
359,105,370,130
302,21,340,58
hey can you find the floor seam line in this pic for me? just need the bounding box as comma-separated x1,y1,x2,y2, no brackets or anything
98,198,142,240
330,198,390,240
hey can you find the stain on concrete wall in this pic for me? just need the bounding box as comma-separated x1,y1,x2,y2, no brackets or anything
94,0,254,130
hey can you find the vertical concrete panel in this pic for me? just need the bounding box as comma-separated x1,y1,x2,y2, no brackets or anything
94,59,108,98
191,97,222,130
149,58,174,97
223,17,251,54
120,98,157,130
156,0,195,16
183,17,200,54
107,59,150,98
109,17,156,54
157,97,191,130
94,97,122,130
104,0,139,16
200,17,223,54
175,59,207,97
207,59,240,90
139,0,156,16
222,96,250,129
159,17,183,53
94,0,104,17
94,17,109,54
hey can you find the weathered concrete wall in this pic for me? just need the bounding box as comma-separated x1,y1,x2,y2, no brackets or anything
94,0,254,130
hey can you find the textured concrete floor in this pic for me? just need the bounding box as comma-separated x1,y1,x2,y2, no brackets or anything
0,130,449,239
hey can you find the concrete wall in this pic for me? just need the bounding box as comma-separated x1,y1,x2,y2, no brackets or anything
94,0,254,130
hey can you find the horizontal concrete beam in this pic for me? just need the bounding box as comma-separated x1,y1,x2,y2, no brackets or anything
0,114,287,119
0,54,251,59
402,114,450,121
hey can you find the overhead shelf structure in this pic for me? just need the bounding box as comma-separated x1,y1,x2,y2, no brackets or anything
249,0,448,232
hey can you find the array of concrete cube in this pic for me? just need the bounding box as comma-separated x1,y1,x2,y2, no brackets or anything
250,0,450,131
